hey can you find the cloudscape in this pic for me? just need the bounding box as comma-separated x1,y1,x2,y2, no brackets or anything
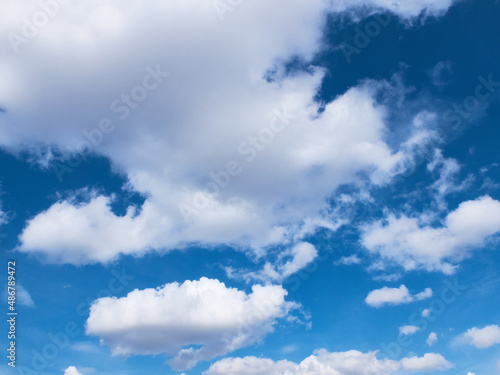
0,0,499,374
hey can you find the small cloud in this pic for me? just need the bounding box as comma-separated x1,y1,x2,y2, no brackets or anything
334,254,361,266
365,285,432,308
426,332,438,346
281,344,299,354
17,285,35,308
399,325,420,335
421,308,431,318
64,367,82,375
463,325,500,348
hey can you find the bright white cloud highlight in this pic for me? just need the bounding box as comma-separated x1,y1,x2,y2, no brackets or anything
0,0,451,265
86,278,299,371
64,367,82,375
361,196,500,273
365,285,432,308
204,350,452,375
464,325,500,348
426,332,438,346
400,325,420,335
400,353,452,371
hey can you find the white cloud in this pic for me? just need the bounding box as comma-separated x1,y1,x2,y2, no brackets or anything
204,350,452,375
0,1,452,265
361,196,500,273
464,325,500,348
64,367,82,375
335,254,362,266
230,242,319,283
86,278,299,371
426,332,438,346
400,353,452,372
422,308,431,318
365,285,432,308
427,149,473,209
467,372,475,375
400,325,420,335
17,285,35,307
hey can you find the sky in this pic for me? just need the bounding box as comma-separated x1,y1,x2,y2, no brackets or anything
0,0,500,374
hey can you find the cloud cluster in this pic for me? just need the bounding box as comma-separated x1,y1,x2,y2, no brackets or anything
362,196,500,273
86,278,299,370
0,0,454,265
365,285,432,307
204,349,452,374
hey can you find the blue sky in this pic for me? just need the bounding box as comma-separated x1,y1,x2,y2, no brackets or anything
1,0,500,374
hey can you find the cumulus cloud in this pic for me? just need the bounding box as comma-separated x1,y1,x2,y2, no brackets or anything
86,278,299,371
0,0,452,265
463,325,500,348
400,353,452,372
64,367,82,375
400,325,420,335
204,350,452,375
426,332,438,346
365,285,432,308
361,196,500,273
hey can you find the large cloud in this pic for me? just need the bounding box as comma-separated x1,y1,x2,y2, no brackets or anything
361,196,500,274
204,349,452,375
86,277,299,370
463,325,500,349
1,1,457,264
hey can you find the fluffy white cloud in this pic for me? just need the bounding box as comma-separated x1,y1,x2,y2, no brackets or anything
204,350,452,375
464,325,500,348
400,353,452,371
86,278,299,371
426,332,438,346
365,285,432,307
422,308,431,318
400,325,420,335
361,196,500,273
64,367,82,375
0,0,452,265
